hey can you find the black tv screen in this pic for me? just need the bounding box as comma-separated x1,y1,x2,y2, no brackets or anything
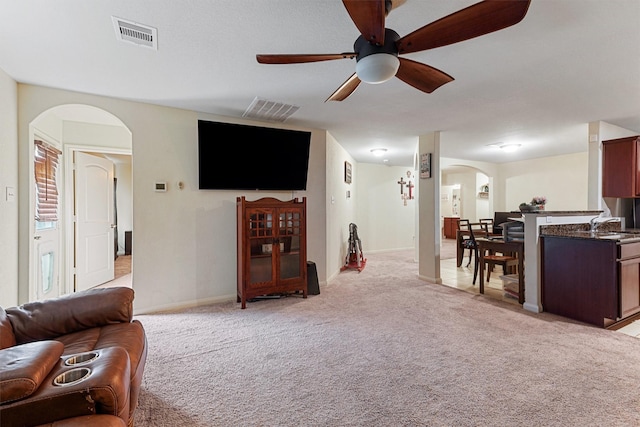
198,120,311,191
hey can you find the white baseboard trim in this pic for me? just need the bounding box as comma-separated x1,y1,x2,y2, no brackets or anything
523,302,542,313
133,294,237,315
418,274,442,284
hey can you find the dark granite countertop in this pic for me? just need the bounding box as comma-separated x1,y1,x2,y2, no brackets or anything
519,210,604,215
540,220,640,243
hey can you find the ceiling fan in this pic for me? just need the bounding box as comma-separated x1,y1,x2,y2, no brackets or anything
256,0,531,101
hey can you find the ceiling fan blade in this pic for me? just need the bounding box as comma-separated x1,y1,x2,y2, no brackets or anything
256,53,356,64
395,57,454,94
326,73,362,102
396,0,531,54
342,0,386,45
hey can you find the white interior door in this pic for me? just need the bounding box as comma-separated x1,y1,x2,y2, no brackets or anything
75,151,115,291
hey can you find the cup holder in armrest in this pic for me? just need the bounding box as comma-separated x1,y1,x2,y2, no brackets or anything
64,351,99,366
53,367,91,386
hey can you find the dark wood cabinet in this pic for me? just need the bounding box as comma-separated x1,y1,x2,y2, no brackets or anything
236,196,307,309
602,135,640,197
542,236,618,327
541,236,640,327
619,242,640,319
443,217,460,239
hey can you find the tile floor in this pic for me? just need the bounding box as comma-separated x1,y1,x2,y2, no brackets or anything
614,320,640,338
440,256,520,306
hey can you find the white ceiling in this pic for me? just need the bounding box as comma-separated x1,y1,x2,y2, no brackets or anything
1,0,639,167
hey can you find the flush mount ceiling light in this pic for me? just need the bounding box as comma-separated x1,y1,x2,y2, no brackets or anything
499,143,521,153
371,148,388,157
488,143,521,153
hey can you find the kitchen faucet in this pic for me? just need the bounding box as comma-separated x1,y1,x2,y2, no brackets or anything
590,216,620,233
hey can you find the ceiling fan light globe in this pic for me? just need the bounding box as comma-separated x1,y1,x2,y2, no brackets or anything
355,53,399,84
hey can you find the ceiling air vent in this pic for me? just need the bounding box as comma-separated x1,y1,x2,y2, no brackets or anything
243,97,299,123
112,17,157,50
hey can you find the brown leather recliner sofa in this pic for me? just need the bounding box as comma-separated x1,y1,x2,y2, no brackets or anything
0,287,147,427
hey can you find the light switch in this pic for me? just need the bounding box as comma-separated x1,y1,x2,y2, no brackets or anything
6,187,15,202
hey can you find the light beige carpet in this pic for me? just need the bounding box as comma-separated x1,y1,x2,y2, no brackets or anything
133,250,640,426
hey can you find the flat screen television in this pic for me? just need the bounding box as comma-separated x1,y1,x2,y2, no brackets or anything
198,120,311,191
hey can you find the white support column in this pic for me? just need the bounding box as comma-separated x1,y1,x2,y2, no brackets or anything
417,132,441,283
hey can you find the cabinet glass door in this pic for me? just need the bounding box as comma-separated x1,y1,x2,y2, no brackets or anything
278,209,302,280
248,210,274,284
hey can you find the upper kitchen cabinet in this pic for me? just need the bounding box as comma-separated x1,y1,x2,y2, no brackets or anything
602,136,640,197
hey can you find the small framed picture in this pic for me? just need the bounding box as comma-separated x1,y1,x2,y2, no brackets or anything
344,161,352,184
420,153,431,179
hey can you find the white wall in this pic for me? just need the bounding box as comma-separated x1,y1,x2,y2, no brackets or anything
17,84,327,314
356,163,416,253
0,68,18,307
475,172,491,220
500,152,589,211
64,120,132,149
442,170,477,220
326,133,357,279
442,153,590,213
440,185,458,218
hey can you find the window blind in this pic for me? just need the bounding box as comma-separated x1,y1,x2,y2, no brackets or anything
34,140,62,222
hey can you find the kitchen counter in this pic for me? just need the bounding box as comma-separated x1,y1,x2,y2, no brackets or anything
519,212,605,314
541,232,640,327
521,210,603,215
541,231,640,243
540,220,640,243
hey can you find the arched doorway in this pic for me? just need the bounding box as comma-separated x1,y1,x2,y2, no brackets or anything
439,164,495,293
29,104,132,301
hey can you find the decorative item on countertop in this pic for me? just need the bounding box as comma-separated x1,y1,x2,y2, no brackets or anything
519,196,546,212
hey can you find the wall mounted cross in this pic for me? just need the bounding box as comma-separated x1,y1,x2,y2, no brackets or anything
397,177,406,194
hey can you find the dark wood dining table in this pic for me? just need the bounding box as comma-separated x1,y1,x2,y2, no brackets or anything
477,238,525,304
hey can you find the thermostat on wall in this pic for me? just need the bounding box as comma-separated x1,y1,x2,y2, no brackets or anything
154,182,167,192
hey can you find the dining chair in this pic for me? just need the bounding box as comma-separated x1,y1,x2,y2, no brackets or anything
458,219,474,267
487,220,524,279
481,245,519,282
479,218,493,229
458,220,489,284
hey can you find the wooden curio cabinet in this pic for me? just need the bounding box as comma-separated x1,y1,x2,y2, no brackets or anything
236,196,307,309
602,136,640,197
